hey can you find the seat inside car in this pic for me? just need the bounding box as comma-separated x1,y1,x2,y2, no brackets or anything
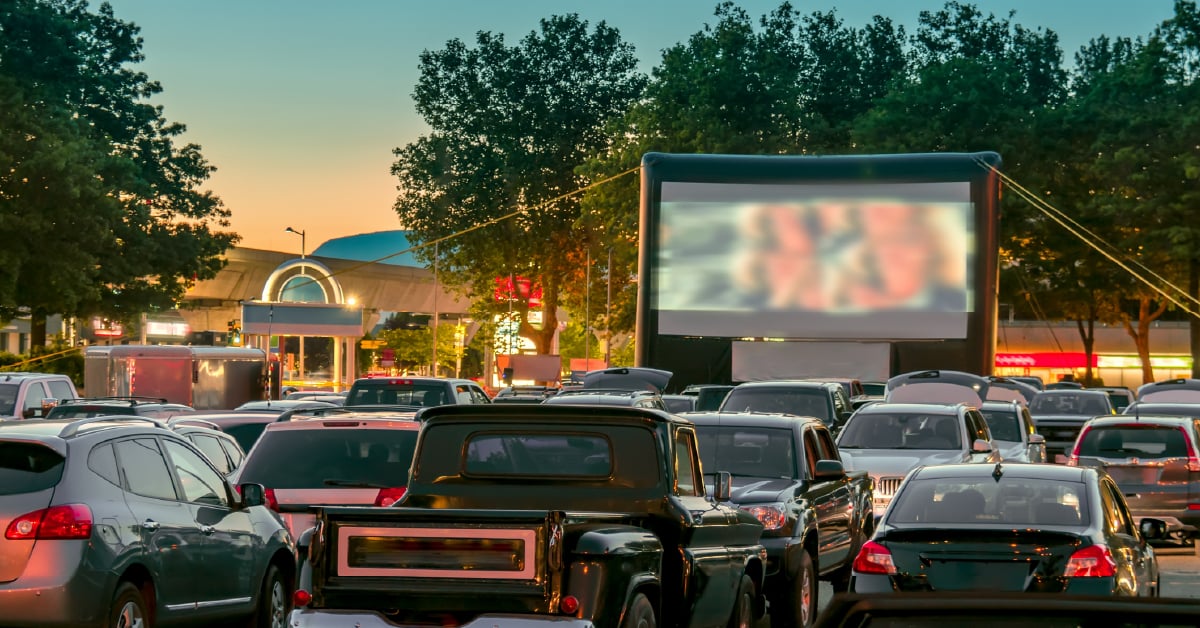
1035,501,1080,526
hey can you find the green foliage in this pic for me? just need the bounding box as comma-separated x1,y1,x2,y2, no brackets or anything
0,337,84,386
377,323,462,376
0,0,237,345
392,14,646,355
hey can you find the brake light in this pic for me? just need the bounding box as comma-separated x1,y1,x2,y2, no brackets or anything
852,540,896,575
1063,545,1116,578
390,379,413,386
264,488,279,511
5,504,93,540
560,595,580,615
374,487,407,507
294,589,312,607
1066,425,1092,467
1177,427,1200,472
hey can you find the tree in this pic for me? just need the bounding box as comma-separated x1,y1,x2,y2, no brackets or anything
0,0,237,347
392,14,646,355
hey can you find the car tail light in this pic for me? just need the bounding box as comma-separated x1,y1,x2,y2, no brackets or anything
294,589,312,607
5,504,93,540
1188,504,1200,511
560,595,580,615
374,487,407,507
1065,425,1092,467
264,488,279,511
852,540,896,575
1176,427,1200,472
1063,545,1116,578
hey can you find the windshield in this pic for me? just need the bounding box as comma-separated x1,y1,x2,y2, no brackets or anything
979,409,1023,442
694,425,796,479
1077,425,1189,459
838,413,961,450
464,433,612,476
889,477,1089,527
1029,393,1109,416
0,384,17,416
720,388,830,422
239,428,418,488
347,383,448,407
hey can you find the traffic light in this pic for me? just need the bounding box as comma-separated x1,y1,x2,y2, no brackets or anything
502,367,514,384
227,319,242,346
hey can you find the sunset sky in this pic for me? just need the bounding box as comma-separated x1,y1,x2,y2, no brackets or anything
101,0,1177,254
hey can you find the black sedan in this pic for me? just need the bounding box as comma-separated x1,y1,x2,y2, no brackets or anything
851,463,1165,596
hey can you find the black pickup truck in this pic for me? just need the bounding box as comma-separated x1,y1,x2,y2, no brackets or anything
292,404,767,628
689,412,874,628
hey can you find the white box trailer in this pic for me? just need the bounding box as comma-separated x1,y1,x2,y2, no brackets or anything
84,345,267,410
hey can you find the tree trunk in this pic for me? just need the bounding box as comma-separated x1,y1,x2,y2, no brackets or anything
29,310,47,353
1123,296,1169,385
1191,257,1200,379
1076,316,1096,386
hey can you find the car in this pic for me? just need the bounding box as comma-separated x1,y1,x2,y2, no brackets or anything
1091,386,1136,412
661,393,697,413
689,411,874,627
978,400,1047,463
1123,401,1200,417
719,381,855,433
850,463,1165,596
682,384,737,411
1028,389,1115,463
234,399,340,413
0,415,295,627
1135,378,1200,403
233,411,421,538
172,410,289,453
45,396,195,420
0,372,78,419
1066,414,1200,548
835,402,1001,518
1008,375,1045,391
490,385,558,404
542,388,668,410
166,416,248,476
861,381,887,397
344,376,490,407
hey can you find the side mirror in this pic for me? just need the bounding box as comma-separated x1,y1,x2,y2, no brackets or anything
1140,518,1167,541
814,459,845,480
239,482,267,508
22,407,38,419
972,439,993,453
715,471,732,502
1029,433,1046,444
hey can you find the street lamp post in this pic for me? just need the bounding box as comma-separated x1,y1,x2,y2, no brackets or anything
284,227,306,260
284,226,307,381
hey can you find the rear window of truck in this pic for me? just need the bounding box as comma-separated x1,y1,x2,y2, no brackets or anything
347,382,448,407
465,433,611,477
0,442,66,495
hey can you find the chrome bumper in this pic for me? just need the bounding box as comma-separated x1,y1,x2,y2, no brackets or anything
290,610,597,628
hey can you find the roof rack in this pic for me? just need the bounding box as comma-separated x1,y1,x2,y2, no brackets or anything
59,416,167,438
59,396,169,406
167,417,221,431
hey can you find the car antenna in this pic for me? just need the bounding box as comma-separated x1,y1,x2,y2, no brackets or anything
991,461,1004,482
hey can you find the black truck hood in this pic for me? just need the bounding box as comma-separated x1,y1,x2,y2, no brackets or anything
727,477,799,504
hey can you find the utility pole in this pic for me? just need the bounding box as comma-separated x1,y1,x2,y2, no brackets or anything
584,247,591,368
431,241,439,377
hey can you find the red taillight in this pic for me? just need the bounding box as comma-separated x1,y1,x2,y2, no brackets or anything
1175,426,1200,471
1063,545,1116,578
293,589,312,607
1066,425,1092,466
264,488,279,512
852,540,896,575
560,595,580,615
1188,504,1200,511
5,504,93,540
374,487,407,507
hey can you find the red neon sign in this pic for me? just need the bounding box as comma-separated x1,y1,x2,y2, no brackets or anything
994,352,1095,369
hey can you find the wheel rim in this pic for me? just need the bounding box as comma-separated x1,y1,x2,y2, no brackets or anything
269,577,287,628
800,567,813,626
738,592,752,628
116,601,144,628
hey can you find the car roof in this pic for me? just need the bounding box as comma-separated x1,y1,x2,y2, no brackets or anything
683,411,826,429
1085,415,1194,428
0,372,70,381
261,414,421,432
853,402,964,415
352,376,478,386
916,462,1090,482
731,380,836,389
0,416,176,454
1125,403,1200,416
979,400,1023,410
419,403,690,426
1034,389,1109,397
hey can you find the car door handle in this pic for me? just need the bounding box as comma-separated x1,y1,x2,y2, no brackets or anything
200,525,215,536
141,520,160,531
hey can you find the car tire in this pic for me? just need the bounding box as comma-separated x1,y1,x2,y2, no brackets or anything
621,592,655,628
775,552,817,628
729,574,755,628
109,582,149,628
247,564,290,628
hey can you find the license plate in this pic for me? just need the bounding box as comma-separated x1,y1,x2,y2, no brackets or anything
1107,467,1159,485
927,561,1031,591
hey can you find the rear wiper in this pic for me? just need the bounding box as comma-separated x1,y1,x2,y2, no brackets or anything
323,479,390,488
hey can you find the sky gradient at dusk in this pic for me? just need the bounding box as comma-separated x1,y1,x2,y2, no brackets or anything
101,0,1178,253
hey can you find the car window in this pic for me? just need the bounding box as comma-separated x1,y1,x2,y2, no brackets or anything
721,388,831,422
163,440,229,507
888,477,1088,526
1022,408,1037,436
832,389,850,415
1077,426,1189,459
965,411,990,442
802,429,820,478
225,423,270,453
470,386,490,404
837,412,961,450
47,380,74,401
240,428,419,488
693,425,796,479
88,442,121,487
218,437,245,468
1099,479,1133,536
189,434,232,474
116,438,178,501
674,429,702,497
815,428,840,462
980,408,1022,441
0,441,65,495
0,383,18,416
455,385,473,404
22,382,46,412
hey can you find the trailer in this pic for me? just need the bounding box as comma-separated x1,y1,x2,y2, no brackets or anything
84,345,267,410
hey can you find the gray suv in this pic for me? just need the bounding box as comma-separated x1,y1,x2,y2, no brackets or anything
0,416,295,627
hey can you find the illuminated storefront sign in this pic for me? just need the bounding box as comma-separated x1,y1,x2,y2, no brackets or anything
995,353,1193,370
1096,355,1193,369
